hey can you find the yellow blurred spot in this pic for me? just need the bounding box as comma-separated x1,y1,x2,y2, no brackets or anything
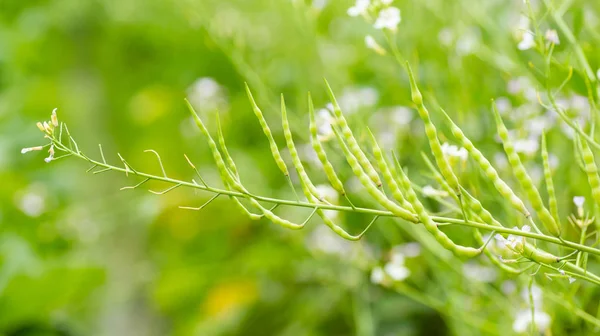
129,86,173,125
202,280,257,317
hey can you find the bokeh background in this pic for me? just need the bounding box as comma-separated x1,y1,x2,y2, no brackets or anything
2,0,600,335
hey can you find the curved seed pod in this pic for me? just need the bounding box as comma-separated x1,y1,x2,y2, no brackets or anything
577,134,600,209
333,128,417,222
245,83,289,177
405,63,460,194
308,93,346,195
366,128,414,211
324,79,382,187
280,95,322,200
248,198,304,230
186,99,245,193
391,152,480,257
491,101,560,237
522,243,560,263
216,113,239,179
282,95,375,239
438,108,530,217
541,133,560,225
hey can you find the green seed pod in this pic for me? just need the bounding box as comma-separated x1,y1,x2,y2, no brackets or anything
392,152,480,257
308,93,346,195
216,113,239,180
333,129,417,223
186,99,245,193
366,128,414,211
280,95,322,200
324,79,382,187
405,63,460,194
577,134,600,209
541,133,560,226
282,95,375,239
248,198,304,230
491,101,560,237
245,83,289,177
522,242,560,264
438,107,530,217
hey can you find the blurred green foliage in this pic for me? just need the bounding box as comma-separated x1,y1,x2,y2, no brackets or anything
2,0,600,335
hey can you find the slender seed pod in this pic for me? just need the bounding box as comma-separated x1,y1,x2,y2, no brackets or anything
333,128,417,222
392,152,480,257
216,113,239,180
438,107,530,217
366,128,414,211
577,134,600,209
324,79,382,187
491,101,560,237
245,83,289,177
186,99,245,193
308,93,346,195
423,155,556,268
541,133,560,225
282,95,374,239
522,243,560,263
405,63,460,194
248,198,304,230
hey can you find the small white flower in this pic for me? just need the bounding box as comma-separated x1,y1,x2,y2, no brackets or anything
373,7,401,31
364,35,386,55
438,27,454,47
441,142,468,162
396,242,421,258
513,138,539,155
544,29,560,44
569,277,576,284
518,32,536,50
422,185,449,198
21,146,43,154
573,196,585,208
44,145,55,163
384,262,410,281
370,266,385,284
513,309,551,333
347,0,370,17
501,280,517,295
495,225,529,252
316,108,334,141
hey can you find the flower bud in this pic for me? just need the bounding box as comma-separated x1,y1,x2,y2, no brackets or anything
51,108,59,127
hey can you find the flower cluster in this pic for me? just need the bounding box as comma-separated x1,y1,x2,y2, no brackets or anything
347,0,401,32
370,243,421,286
22,108,59,163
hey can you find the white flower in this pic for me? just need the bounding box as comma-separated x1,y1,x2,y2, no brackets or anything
394,242,421,258
422,185,449,198
21,146,43,154
495,97,512,114
384,262,410,281
513,309,551,333
391,106,413,125
441,142,468,162
373,7,401,30
315,184,338,204
569,277,576,284
364,35,386,55
187,77,228,112
370,266,385,284
316,108,334,141
347,0,370,16
513,138,539,155
573,196,585,208
501,280,517,295
545,29,560,44
518,32,536,50
438,27,454,47
339,87,379,115
495,225,530,252
44,145,55,163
